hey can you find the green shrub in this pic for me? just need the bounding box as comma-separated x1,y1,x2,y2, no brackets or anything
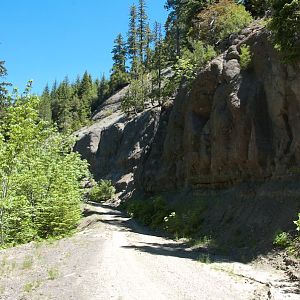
194,0,253,45
269,0,300,62
273,231,291,247
0,94,89,247
126,196,171,229
239,45,252,69
89,180,116,203
164,41,217,97
164,208,205,238
126,195,207,239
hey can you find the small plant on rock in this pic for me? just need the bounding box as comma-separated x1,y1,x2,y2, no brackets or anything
294,213,300,232
239,45,252,70
273,231,291,248
89,180,116,203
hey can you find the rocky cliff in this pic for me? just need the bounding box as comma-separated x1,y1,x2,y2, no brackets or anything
76,23,300,196
142,24,300,193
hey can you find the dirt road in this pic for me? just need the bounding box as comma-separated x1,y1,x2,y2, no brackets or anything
0,204,298,300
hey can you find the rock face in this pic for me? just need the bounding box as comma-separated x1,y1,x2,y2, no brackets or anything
137,25,300,192
75,24,300,195
75,97,161,194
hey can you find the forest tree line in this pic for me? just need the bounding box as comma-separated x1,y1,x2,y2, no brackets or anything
39,0,300,131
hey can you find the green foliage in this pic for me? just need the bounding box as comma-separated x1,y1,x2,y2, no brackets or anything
21,256,34,270
273,231,291,247
39,84,52,122
177,41,216,81
164,41,217,97
269,0,300,62
294,213,300,232
245,0,271,17
43,72,98,132
126,196,171,229
128,4,139,65
163,206,206,237
125,195,207,238
137,0,149,62
89,180,116,203
47,267,60,280
198,253,212,263
0,61,12,110
194,0,253,45
165,0,209,58
122,67,151,113
0,93,89,247
239,44,252,69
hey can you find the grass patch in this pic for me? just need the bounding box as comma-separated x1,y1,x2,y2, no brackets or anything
0,285,4,295
23,280,42,293
198,253,212,264
191,236,213,248
21,255,34,270
47,267,60,280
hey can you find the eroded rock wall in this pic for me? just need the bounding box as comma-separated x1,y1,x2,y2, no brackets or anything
75,24,300,196
137,25,300,192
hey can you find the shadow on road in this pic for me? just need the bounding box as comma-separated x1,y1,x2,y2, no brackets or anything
84,202,231,263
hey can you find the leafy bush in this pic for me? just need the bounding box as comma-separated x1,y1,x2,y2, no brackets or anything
193,0,253,45
0,94,89,247
89,180,116,203
273,231,291,247
239,44,252,69
164,41,217,97
125,195,207,238
126,196,171,229
269,0,300,62
175,41,217,82
164,208,206,238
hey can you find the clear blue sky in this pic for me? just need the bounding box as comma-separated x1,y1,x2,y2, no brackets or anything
1,0,168,94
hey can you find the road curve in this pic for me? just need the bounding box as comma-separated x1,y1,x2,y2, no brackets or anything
1,203,294,300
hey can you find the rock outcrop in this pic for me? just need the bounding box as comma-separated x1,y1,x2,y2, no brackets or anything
137,24,300,192
75,23,300,195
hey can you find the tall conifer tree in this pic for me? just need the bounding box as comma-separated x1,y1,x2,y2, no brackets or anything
137,0,148,63
127,4,138,65
110,33,128,92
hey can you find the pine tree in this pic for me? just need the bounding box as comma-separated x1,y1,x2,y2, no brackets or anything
55,77,73,132
145,23,153,68
0,61,12,113
98,75,109,103
151,22,164,105
127,4,138,67
165,0,207,59
91,75,110,112
137,0,148,63
110,33,129,92
112,34,127,73
39,84,52,122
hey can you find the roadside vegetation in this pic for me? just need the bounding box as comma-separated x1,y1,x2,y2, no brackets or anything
0,80,90,248
124,195,210,242
124,194,300,257
89,180,116,203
